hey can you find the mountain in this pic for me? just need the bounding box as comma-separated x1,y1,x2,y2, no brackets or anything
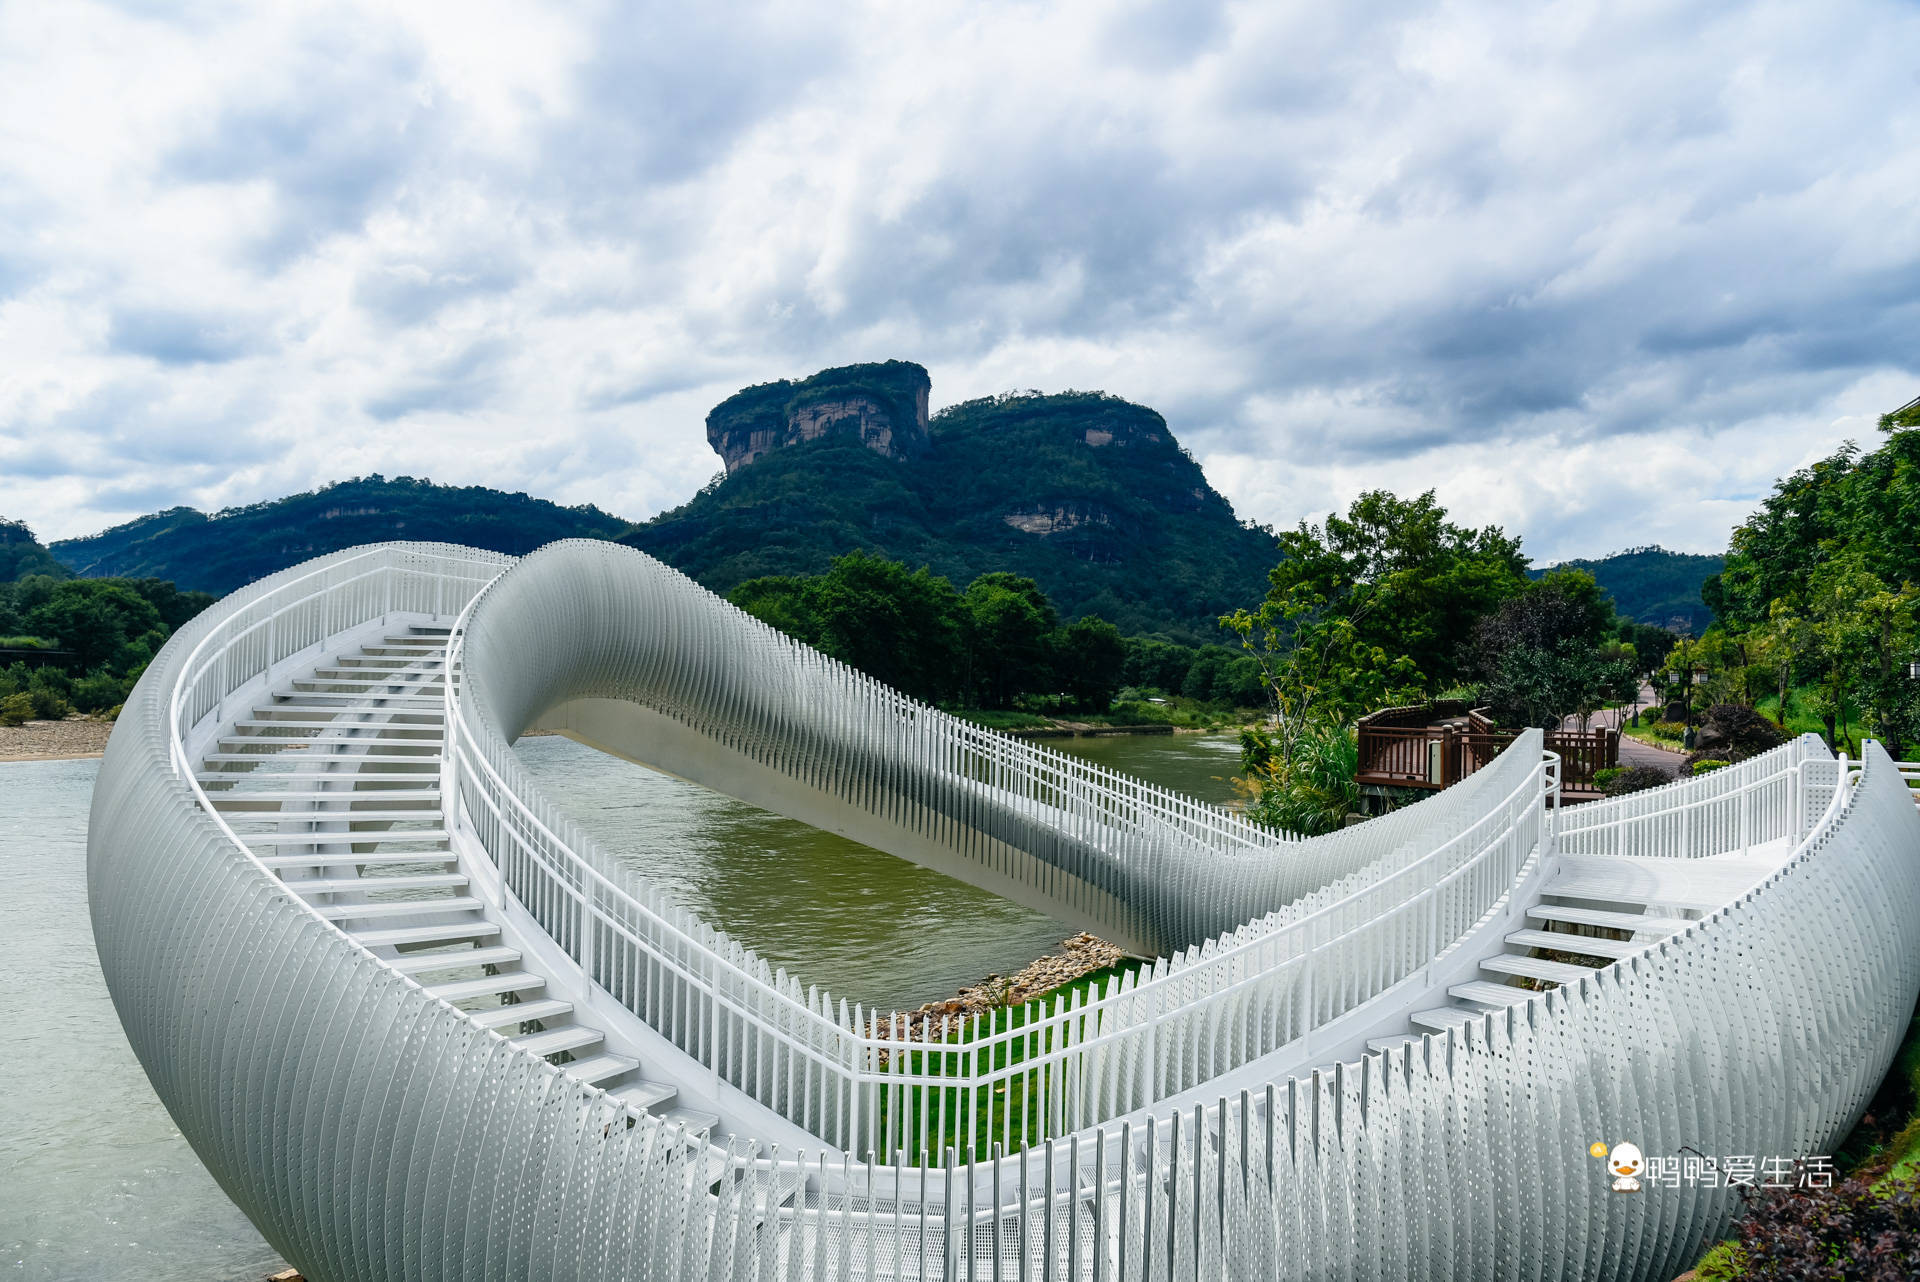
1532,545,1723,634
707,359,931,473
1,518,72,582
624,371,1278,641
51,475,630,596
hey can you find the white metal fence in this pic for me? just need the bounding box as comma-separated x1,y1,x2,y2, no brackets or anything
88,541,1920,1280
440,541,1558,1161
1554,735,1835,859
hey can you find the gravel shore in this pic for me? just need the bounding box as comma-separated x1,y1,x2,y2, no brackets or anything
0,716,115,762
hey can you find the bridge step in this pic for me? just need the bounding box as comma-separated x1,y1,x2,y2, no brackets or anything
471,998,574,1029
1367,1035,1418,1054
389,945,522,975
225,811,446,825
1504,929,1645,960
212,789,441,803
271,690,443,701
242,830,452,846
316,896,485,921
429,971,548,1002
659,1107,719,1141
353,921,502,948
1448,980,1533,1008
613,1080,681,1111
562,1055,639,1087
256,848,454,867
286,872,468,895
203,752,443,764
200,772,441,785
217,736,444,750
231,719,442,731
1481,954,1597,986
515,1026,605,1059
1409,1006,1485,1033
1524,904,1692,934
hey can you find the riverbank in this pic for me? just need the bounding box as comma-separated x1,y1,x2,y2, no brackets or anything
0,714,113,761
875,932,1130,1045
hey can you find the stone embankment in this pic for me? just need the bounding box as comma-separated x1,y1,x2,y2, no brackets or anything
0,715,114,762
872,933,1127,1048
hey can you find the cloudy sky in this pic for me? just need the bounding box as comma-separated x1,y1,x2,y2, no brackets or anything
2,0,1915,563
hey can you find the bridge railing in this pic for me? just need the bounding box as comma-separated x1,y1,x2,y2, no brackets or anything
170,543,506,771
1553,735,1831,858
440,554,1558,1161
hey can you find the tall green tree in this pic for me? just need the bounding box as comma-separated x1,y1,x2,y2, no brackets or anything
1052,616,1126,711
963,572,1059,708
1224,489,1529,730
22,580,165,673
730,550,968,704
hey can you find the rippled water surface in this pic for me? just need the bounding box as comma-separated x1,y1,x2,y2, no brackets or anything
0,758,284,1282
511,730,1246,1013
2,731,1241,1278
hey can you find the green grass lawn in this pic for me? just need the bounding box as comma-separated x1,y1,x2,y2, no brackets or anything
873,959,1145,1163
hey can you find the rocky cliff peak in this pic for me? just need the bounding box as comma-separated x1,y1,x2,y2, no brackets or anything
706,360,931,474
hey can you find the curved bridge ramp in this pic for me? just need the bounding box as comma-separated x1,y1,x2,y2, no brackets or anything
87,542,1920,1282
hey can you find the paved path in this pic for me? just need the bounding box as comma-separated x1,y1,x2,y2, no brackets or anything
1560,686,1688,772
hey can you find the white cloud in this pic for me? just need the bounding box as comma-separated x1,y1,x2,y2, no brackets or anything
0,0,1914,568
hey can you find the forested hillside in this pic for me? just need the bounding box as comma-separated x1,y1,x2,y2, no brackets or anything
627,388,1278,641
51,475,630,595
1531,545,1722,633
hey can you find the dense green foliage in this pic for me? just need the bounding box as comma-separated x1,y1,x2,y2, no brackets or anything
1,518,71,582
633,389,1278,642
729,550,1262,715
1235,722,1363,836
1226,491,1668,833
1466,570,1638,728
51,475,630,595
0,517,215,719
1531,545,1723,634
1224,490,1532,728
1696,413,1920,751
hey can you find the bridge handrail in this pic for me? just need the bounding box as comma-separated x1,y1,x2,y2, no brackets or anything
439,550,1558,1160
1553,735,1831,857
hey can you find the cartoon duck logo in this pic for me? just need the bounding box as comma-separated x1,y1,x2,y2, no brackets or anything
1605,1141,1644,1193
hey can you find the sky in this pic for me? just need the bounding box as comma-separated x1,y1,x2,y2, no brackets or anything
1,0,1916,564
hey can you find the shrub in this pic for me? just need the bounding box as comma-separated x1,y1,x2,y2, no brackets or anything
26,686,70,720
69,668,130,714
1692,758,1731,775
1240,721,1362,836
1717,1172,1920,1278
0,693,31,726
1602,764,1672,796
1592,766,1625,790
1699,702,1789,761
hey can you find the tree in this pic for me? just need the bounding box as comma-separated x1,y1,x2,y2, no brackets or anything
963,573,1058,708
23,580,165,674
1052,616,1126,710
1224,489,1528,733
729,551,968,704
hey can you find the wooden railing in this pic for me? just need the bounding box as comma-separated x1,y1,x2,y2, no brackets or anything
1357,703,1618,793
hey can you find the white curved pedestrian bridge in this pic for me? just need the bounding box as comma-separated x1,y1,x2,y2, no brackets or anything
89,542,1920,1281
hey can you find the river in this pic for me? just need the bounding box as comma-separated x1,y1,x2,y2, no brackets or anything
0,731,1244,1279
